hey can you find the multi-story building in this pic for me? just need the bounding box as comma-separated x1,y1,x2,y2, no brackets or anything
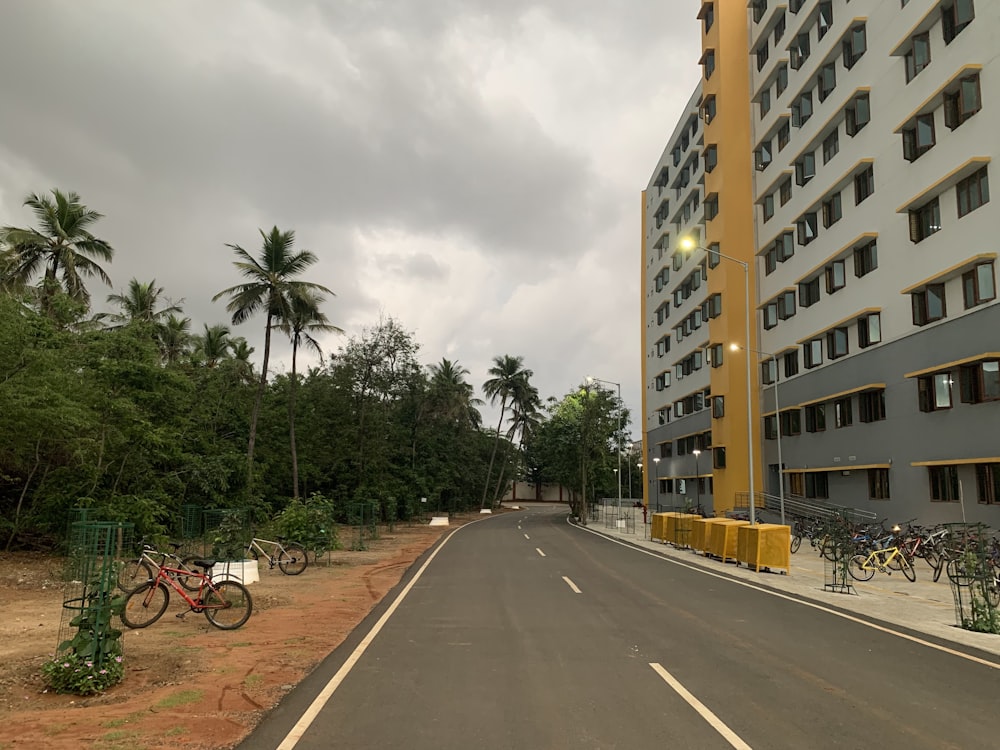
642,0,1000,524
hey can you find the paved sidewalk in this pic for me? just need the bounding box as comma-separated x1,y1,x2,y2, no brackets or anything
570,511,1000,660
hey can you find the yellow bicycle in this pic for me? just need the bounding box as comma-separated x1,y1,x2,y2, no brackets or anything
849,543,916,582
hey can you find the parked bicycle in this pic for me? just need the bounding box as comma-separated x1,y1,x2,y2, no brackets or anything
118,540,201,593
848,537,917,582
244,536,308,575
121,555,253,630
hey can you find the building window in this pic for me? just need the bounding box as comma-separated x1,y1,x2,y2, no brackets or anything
944,74,981,129
805,472,829,499
778,290,796,319
777,232,794,262
903,114,935,162
708,242,721,269
762,194,775,222
804,338,824,368
706,293,723,318
799,276,821,307
762,358,777,385
822,193,843,228
817,1,833,39
858,312,881,348
780,409,801,436
845,93,870,136
795,152,816,186
774,12,786,43
960,360,1000,403
702,95,717,124
790,32,811,70
712,395,725,418
779,178,792,206
792,91,814,127
822,129,839,163
834,396,852,427
918,372,953,411
976,463,1000,504
709,343,723,368
763,303,778,330
859,389,886,422
904,33,931,83
784,350,799,377
704,50,717,79
704,145,718,173
942,0,975,45
797,213,818,246
756,44,769,73
817,62,836,102
702,2,714,33
764,414,778,439
956,166,989,218
755,139,773,170
777,121,790,152
825,259,846,293
963,262,996,308
751,0,768,23
912,283,946,325
868,469,891,500
776,63,788,96
713,446,726,469
908,198,941,243
843,24,867,69
705,195,719,220
854,165,875,204
805,403,826,432
826,326,849,359
929,465,960,502
854,240,878,277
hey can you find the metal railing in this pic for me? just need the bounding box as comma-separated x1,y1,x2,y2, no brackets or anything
734,491,877,523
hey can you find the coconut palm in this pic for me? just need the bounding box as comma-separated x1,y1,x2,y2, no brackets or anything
104,278,181,328
428,358,483,428
277,289,341,499
157,314,192,365
212,227,333,488
0,189,114,317
229,337,256,383
492,379,542,504
196,324,233,367
481,355,533,509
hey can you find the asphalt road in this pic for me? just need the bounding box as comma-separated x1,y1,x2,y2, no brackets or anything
241,505,1000,749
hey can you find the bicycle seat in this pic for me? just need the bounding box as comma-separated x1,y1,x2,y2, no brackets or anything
169,542,183,550
191,558,216,570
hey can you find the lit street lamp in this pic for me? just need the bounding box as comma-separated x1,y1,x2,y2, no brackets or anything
587,376,622,517
692,448,702,512
653,456,661,512
679,237,756,524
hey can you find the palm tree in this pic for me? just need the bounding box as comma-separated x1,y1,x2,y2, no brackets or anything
104,278,181,328
277,289,341,499
492,379,542,504
213,227,333,488
196,324,232,367
0,189,114,317
229,337,256,383
157,314,192,365
481,355,532,509
428,358,482,427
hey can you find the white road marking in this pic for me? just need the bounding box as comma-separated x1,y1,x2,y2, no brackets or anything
571,519,1000,672
275,516,494,749
649,663,753,750
562,575,581,593
536,548,546,557
524,533,530,540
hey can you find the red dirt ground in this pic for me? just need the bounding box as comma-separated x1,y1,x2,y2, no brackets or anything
0,516,474,749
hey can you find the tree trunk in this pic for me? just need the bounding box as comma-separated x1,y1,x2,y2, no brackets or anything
289,336,300,500
481,396,507,508
6,439,41,551
246,311,273,492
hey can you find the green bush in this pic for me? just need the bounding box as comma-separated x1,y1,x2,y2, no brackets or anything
273,494,341,555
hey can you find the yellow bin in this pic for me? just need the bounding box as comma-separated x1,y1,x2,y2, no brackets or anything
691,517,731,554
708,519,750,563
650,513,670,543
736,523,792,573
666,512,701,548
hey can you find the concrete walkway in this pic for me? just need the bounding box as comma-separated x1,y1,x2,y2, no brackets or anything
517,504,1000,660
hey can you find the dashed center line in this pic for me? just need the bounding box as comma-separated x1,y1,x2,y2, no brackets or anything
523,533,530,540
562,576,581,594
649,663,752,749
536,548,546,557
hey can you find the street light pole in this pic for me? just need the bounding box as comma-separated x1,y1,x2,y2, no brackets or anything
587,376,622,518
653,456,661,512
692,448,702,512
679,238,756,524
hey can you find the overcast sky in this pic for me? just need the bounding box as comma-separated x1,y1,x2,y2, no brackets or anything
0,1,701,437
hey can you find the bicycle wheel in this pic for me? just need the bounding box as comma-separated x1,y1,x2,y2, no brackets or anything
277,544,308,575
984,578,1000,608
177,557,205,592
121,581,170,628
947,558,972,586
820,537,838,561
899,556,917,582
118,558,155,592
790,534,802,554
922,546,941,572
203,580,253,630
848,555,875,581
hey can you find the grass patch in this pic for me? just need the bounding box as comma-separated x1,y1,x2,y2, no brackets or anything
229,641,252,647
153,689,204,709
101,711,146,728
163,726,187,737
95,729,146,750
42,723,70,736
243,674,263,689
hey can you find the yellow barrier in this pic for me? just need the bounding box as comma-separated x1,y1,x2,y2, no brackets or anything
665,513,701,548
650,513,670,543
707,519,750,563
736,523,792,574
691,517,733,554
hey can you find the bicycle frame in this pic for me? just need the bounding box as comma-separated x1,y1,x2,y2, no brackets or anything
141,562,228,613
247,537,284,564
857,546,904,572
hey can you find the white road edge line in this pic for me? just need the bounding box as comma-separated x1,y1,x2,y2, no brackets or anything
275,516,493,749
562,575,581,593
649,663,752,750
536,548,546,557
570,519,1000,672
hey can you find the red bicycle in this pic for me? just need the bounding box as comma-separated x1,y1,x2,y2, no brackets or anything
121,556,253,630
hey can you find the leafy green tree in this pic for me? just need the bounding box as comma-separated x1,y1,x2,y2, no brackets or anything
0,190,114,318
213,227,333,491
157,314,192,365
481,355,533,509
277,290,341,499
